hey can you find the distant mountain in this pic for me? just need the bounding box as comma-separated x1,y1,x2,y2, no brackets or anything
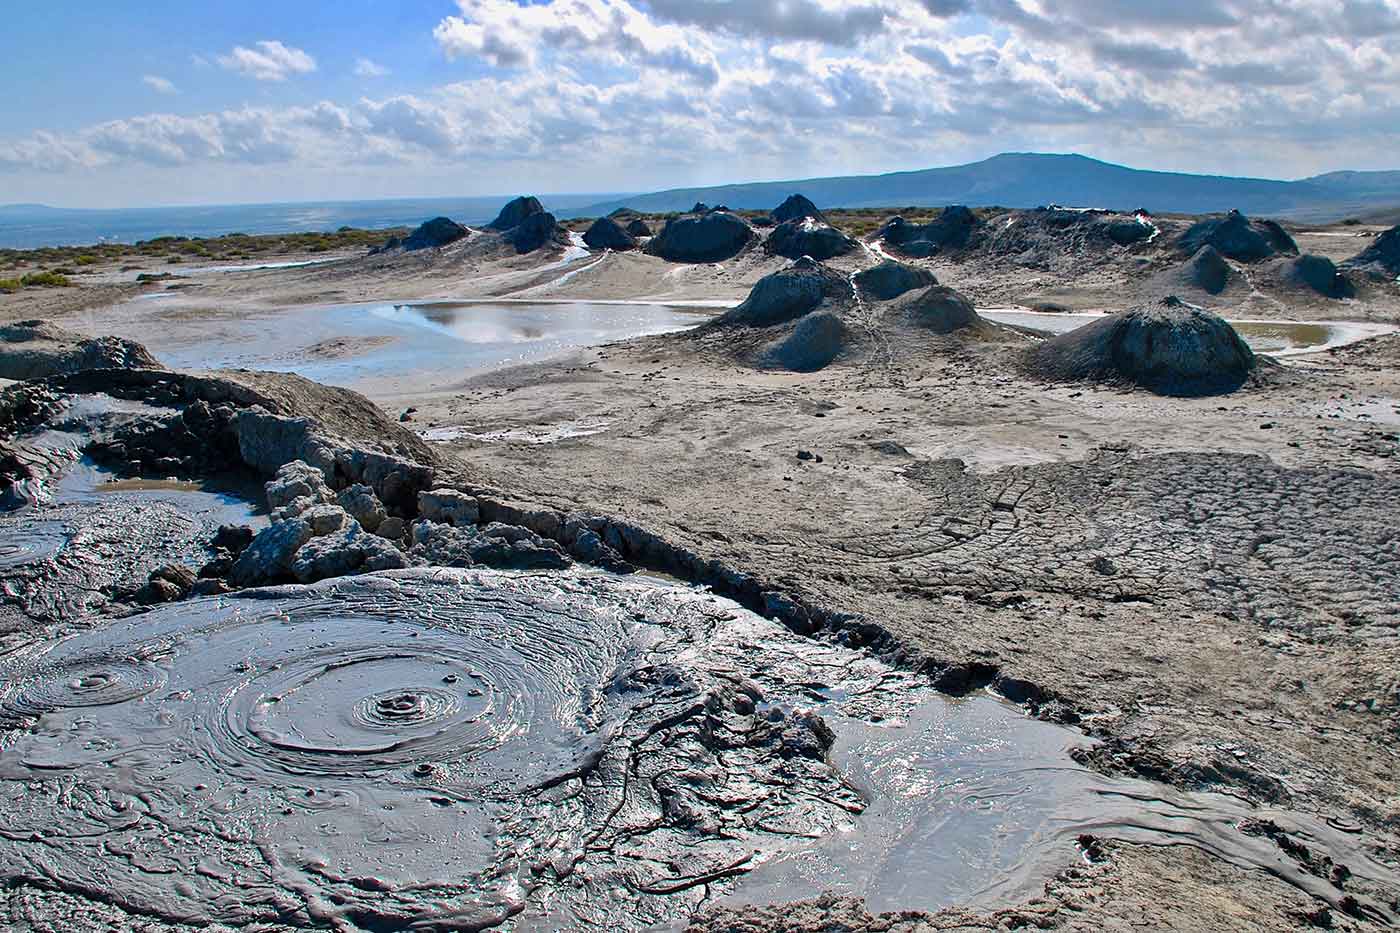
568,153,1400,223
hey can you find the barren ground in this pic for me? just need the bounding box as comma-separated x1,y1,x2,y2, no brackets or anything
3,214,1399,931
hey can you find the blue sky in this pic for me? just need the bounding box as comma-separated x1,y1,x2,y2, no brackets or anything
2,0,1398,208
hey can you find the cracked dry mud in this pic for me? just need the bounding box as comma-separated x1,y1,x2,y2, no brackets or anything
403,324,1400,930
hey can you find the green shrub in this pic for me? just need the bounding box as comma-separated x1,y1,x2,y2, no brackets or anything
19,271,72,287
75,254,98,265
0,278,21,293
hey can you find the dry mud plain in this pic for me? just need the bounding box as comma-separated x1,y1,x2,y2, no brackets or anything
0,201,1398,932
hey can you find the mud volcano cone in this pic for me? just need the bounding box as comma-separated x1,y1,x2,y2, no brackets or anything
762,310,850,371
1026,296,1256,396
889,285,986,334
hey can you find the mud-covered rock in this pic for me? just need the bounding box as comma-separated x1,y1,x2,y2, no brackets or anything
765,217,857,261
136,564,198,604
583,216,638,251
376,516,407,541
229,516,315,586
402,217,469,252
289,522,409,583
410,520,571,570
418,488,480,526
853,260,937,300
336,483,387,532
0,320,164,381
717,257,853,328
266,460,334,513
1177,210,1296,262
762,310,850,372
646,211,756,263
1025,296,1256,396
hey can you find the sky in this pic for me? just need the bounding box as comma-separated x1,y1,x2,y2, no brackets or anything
2,0,1398,208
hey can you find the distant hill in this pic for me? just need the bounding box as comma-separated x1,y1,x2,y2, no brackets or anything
568,153,1400,223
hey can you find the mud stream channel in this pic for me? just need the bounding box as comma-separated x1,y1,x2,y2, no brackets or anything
0,441,1394,928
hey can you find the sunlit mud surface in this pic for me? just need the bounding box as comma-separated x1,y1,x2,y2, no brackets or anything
1,567,1394,929
0,396,264,633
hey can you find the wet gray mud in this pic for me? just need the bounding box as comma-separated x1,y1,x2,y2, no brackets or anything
0,395,263,634
1,567,1395,930
1,393,1396,930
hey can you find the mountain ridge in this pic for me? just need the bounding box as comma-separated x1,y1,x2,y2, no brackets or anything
566,153,1400,223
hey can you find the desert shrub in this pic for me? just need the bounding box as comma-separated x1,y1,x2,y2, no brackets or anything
0,278,21,293
20,271,72,287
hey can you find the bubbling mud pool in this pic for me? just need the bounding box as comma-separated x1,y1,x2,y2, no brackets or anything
1,567,1393,930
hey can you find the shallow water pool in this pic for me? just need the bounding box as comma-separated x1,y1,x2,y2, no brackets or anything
91,298,713,396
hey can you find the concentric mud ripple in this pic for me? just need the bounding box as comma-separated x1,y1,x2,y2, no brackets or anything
230,645,511,772
1,569,1394,930
0,520,66,570
0,655,167,725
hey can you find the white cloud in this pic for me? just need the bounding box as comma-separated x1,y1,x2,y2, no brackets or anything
142,75,178,95
436,0,721,84
4,0,1400,189
354,58,390,78
218,40,317,82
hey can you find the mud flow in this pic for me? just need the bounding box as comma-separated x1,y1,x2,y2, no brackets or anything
1,564,1393,929
1,394,1395,930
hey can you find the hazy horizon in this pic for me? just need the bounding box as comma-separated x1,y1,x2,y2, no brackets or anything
4,1,1399,209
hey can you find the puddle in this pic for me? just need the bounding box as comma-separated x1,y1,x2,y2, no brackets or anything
421,418,613,445
980,310,1396,356
0,567,1392,929
82,299,712,397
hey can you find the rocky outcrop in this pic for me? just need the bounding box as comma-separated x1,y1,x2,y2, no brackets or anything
853,260,937,301
409,520,571,570
418,488,481,526
1177,210,1297,262
504,211,569,254
1288,254,1355,299
1025,296,1256,397
645,211,756,263
717,257,853,327
626,218,653,238
1344,224,1400,277
765,217,857,261
0,320,164,381
771,194,824,225
487,196,545,231
888,285,986,334
583,216,638,251
402,217,469,252
876,206,977,257
762,310,850,372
